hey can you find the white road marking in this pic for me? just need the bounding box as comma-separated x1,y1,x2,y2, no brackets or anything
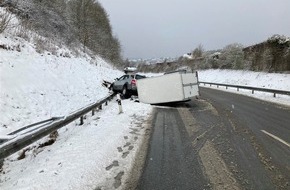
261,130,290,148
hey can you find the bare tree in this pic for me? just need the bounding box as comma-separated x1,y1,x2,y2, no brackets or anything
67,0,122,64
192,44,204,59
220,43,244,69
0,8,13,33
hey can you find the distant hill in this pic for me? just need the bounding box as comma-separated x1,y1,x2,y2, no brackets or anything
136,35,290,73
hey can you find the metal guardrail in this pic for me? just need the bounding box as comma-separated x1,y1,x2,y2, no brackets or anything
0,93,115,160
8,117,64,136
199,81,290,97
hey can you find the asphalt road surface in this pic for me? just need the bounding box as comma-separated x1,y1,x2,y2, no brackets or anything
137,87,290,190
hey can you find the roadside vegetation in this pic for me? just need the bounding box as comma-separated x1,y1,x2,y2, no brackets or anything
0,0,123,67
0,6,13,33
137,34,290,73
1,1,289,72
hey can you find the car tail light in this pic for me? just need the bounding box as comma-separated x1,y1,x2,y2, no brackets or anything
131,79,137,86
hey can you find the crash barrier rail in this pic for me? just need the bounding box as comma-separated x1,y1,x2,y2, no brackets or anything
7,117,64,136
199,81,290,97
0,93,116,160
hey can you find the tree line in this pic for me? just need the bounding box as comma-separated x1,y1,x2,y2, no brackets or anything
1,0,123,67
137,35,290,73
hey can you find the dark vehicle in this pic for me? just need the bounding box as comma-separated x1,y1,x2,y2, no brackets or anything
112,74,146,98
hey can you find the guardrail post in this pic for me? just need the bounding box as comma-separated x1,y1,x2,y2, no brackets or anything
92,109,95,116
105,101,108,106
117,93,123,114
226,86,228,89
252,90,254,94
237,88,239,91
80,116,84,125
210,84,212,87
217,85,219,88
274,93,276,98
99,104,102,110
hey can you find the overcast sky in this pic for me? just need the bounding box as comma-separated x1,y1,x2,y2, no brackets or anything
98,0,290,59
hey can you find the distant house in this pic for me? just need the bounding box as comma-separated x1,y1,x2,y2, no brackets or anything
183,53,193,60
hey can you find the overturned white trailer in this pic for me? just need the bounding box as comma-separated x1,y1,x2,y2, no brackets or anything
137,71,199,104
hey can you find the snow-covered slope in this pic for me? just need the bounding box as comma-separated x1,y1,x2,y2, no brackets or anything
0,9,153,190
0,35,123,135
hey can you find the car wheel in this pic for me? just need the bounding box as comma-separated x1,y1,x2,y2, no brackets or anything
122,85,129,98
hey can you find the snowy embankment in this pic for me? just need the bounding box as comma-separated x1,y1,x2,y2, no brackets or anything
198,69,290,106
0,99,152,190
0,34,153,188
0,36,123,135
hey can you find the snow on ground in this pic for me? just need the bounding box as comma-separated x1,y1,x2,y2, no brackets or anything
0,16,153,189
0,99,152,190
1,7,289,189
0,35,122,135
198,69,290,106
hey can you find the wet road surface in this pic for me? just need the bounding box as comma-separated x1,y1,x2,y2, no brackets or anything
137,87,290,190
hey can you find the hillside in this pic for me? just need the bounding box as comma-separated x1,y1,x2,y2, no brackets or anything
0,0,123,66
137,35,290,73
0,34,123,135
0,5,154,190
0,30,153,189
0,5,125,135
243,35,290,72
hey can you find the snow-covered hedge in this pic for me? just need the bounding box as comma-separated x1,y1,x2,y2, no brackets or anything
267,34,290,45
